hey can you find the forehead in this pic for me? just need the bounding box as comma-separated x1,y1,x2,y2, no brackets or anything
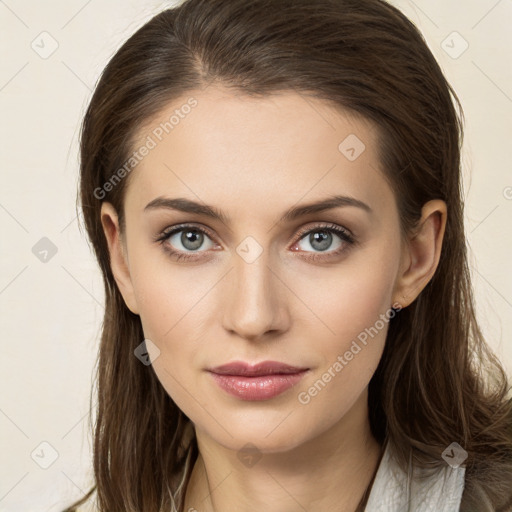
125,86,394,220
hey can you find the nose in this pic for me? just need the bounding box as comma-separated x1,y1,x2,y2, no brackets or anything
221,250,290,342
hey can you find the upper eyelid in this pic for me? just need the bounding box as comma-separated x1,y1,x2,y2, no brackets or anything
295,223,352,238
160,223,217,242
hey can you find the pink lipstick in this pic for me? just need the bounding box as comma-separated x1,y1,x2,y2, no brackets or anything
207,361,309,401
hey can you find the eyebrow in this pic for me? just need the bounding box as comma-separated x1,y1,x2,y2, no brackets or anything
144,195,372,224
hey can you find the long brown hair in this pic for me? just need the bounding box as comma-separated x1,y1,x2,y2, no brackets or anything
64,0,512,510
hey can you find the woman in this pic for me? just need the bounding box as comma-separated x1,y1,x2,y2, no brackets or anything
64,0,512,510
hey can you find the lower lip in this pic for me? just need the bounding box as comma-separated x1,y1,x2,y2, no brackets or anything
209,371,308,401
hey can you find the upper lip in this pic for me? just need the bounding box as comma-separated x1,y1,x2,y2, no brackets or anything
208,360,308,376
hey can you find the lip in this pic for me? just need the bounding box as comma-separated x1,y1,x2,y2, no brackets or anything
207,360,309,401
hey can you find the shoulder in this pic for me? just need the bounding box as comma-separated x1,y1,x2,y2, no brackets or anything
365,441,466,511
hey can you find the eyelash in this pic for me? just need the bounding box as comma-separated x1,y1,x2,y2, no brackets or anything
154,222,356,262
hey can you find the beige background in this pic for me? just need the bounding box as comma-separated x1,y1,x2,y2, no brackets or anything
1,0,511,510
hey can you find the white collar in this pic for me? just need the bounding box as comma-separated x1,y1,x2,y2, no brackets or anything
365,441,466,511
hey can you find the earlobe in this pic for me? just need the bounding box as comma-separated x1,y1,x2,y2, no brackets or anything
392,199,447,308
100,202,140,315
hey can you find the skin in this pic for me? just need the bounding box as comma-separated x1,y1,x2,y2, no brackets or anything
101,85,447,512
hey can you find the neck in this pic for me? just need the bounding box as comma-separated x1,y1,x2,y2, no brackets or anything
183,389,383,512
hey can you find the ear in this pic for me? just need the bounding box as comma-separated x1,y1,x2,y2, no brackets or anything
100,202,139,315
392,199,447,308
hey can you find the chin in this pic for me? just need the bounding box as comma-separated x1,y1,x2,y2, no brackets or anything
195,409,322,454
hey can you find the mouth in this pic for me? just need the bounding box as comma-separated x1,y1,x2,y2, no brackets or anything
209,360,309,376
207,360,310,401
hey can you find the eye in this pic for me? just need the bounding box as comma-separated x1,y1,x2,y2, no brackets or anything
155,222,356,262
291,223,355,260
155,224,217,261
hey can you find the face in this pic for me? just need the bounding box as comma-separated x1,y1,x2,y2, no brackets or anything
103,86,411,454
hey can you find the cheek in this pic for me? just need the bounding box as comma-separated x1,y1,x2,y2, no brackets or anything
127,248,216,399
131,263,212,414
127,238,211,340
296,275,392,399
291,245,399,409
294,246,399,352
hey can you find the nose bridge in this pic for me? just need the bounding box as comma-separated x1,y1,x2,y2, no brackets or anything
222,243,287,340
